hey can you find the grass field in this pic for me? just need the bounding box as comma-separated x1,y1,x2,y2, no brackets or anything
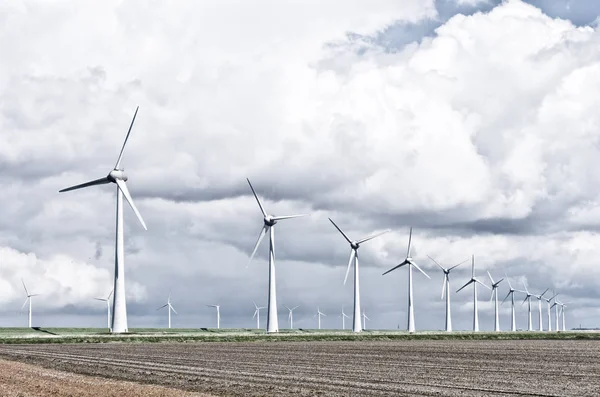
0,327,598,344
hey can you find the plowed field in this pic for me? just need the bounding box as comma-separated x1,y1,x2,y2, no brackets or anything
0,340,596,396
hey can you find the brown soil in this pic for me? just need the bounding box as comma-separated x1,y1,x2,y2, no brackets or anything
0,357,212,396
0,340,597,396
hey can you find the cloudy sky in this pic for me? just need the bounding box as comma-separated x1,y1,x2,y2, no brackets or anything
1,0,600,331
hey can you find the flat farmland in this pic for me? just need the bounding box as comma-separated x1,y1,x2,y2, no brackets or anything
0,340,597,396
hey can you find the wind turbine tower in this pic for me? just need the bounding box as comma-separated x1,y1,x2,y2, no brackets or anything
207,304,220,329
502,276,517,332
59,107,147,334
533,289,549,332
487,272,504,332
93,290,114,330
543,292,558,331
246,179,305,333
456,256,489,332
518,282,534,331
21,280,40,328
383,228,430,333
429,256,467,332
329,218,389,333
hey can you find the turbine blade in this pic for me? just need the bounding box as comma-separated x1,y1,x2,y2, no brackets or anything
253,310,258,319
292,305,299,311
156,304,168,310
523,280,530,294
406,227,412,258
456,279,473,293
114,106,139,169
116,179,147,230
272,214,306,221
505,273,513,290
59,176,111,193
21,298,29,310
382,261,408,276
521,296,528,306
328,218,352,244
246,178,266,217
540,288,549,298
357,229,390,244
487,271,494,285
476,279,491,290
169,304,177,314
411,261,430,279
427,255,446,272
108,289,114,300
496,278,504,285
490,288,494,302
247,226,268,267
93,298,106,301
343,249,356,285
449,258,469,271
21,279,29,296
471,255,475,278
502,291,511,304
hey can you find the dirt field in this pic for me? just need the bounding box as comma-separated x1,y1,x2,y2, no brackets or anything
0,340,597,396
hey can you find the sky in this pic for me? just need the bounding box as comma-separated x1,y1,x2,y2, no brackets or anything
1,0,600,332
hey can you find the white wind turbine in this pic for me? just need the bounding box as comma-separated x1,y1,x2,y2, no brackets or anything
21,279,40,328
487,272,504,332
59,107,146,334
252,302,266,329
543,292,558,331
533,288,549,332
156,293,177,329
340,306,350,330
362,311,370,330
383,228,430,333
518,282,534,331
284,305,299,329
550,296,562,331
429,256,467,332
315,307,326,330
246,179,305,333
207,304,220,329
329,218,389,333
93,290,114,330
502,276,517,332
558,300,569,331
456,256,489,332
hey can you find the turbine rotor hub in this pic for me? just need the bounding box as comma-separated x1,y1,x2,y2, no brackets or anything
351,241,359,249
264,215,276,226
109,169,128,182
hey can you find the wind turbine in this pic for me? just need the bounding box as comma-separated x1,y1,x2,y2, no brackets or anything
21,279,40,328
456,256,489,332
59,107,146,334
207,304,220,329
518,282,534,331
252,302,266,329
93,290,114,330
329,218,389,333
362,311,370,330
315,307,326,330
502,276,517,332
246,179,305,333
559,300,570,331
383,228,430,333
429,256,467,332
340,306,350,330
550,296,562,331
487,272,504,332
544,292,558,331
156,293,177,329
533,288,549,332
284,305,299,329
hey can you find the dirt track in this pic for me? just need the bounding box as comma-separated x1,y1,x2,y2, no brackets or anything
0,340,597,396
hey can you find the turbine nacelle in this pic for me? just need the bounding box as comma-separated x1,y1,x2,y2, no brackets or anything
108,169,128,182
263,215,277,226
351,241,359,250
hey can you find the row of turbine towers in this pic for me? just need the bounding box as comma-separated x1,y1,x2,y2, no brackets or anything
59,107,572,334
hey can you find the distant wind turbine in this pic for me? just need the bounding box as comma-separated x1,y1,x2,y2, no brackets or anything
156,293,177,329
429,255,467,332
543,292,558,331
246,179,305,333
550,296,561,331
559,300,570,331
21,279,40,328
533,288,549,332
518,282,534,331
456,256,489,332
93,290,114,330
362,311,370,330
252,302,266,329
285,305,299,329
59,107,147,334
487,272,504,332
502,275,517,332
340,306,350,330
383,228,430,333
207,304,220,329
315,307,326,330
329,218,389,333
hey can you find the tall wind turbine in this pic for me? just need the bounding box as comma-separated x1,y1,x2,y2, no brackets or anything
329,218,389,333
156,293,177,329
383,228,430,333
207,304,220,329
252,302,266,329
518,282,534,331
550,296,561,331
487,272,504,332
456,256,489,332
340,306,350,330
543,292,558,331
559,300,569,331
246,179,305,333
533,288,549,332
285,305,299,329
315,307,326,330
429,256,467,332
59,107,146,334
93,290,114,330
362,311,370,330
21,279,40,328
502,276,517,332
